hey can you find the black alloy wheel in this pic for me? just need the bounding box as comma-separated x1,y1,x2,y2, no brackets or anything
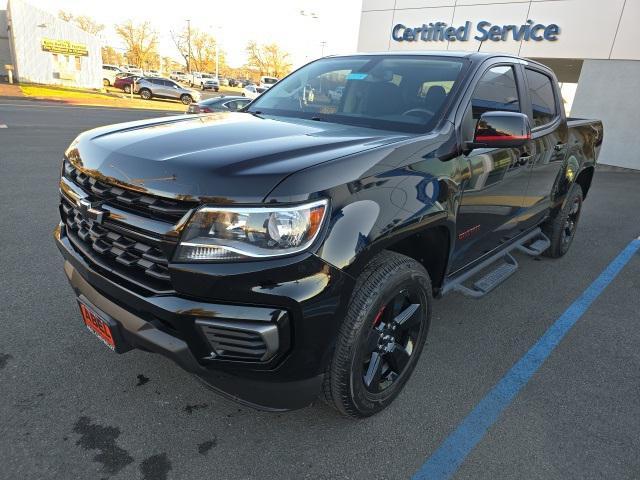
543,184,583,258
561,195,581,248
361,290,422,393
323,251,432,418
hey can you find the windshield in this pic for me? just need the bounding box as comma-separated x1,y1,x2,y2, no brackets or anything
263,77,278,84
248,55,467,133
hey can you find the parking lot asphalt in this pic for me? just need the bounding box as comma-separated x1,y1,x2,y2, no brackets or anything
1,99,639,480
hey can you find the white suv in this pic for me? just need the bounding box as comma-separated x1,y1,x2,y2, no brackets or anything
102,64,123,87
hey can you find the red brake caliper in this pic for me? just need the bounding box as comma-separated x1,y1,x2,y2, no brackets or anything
373,306,386,328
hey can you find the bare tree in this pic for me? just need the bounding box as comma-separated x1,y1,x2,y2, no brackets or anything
115,20,159,68
74,16,105,35
246,41,292,77
170,26,227,73
169,29,190,70
58,11,104,35
102,46,124,65
58,10,73,22
162,56,183,74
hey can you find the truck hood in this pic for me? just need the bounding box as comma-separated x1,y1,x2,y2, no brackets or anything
70,112,407,203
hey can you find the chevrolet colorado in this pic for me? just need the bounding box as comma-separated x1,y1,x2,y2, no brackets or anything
54,52,603,418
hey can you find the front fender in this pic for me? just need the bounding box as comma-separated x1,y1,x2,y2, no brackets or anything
314,167,458,280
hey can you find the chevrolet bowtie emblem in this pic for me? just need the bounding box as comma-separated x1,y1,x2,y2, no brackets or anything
77,198,108,224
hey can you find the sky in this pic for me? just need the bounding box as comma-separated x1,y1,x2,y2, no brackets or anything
0,0,363,69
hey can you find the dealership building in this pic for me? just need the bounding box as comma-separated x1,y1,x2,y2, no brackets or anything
0,0,102,89
357,0,640,170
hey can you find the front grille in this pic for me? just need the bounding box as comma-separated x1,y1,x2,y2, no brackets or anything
61,195,174,293
63,162,196,222
196,319,280,362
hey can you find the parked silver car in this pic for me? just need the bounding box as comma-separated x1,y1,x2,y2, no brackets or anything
137,78,201,105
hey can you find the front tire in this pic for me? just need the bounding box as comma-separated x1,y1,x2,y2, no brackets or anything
543,184,583,258
123,84,131,93
323,251,432,418
103,79,110,87
180,94,193,105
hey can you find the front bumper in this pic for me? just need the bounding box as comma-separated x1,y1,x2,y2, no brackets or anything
54,224,354,410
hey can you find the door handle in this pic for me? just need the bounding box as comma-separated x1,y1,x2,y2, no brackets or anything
519,155,534,166
553,143,566,151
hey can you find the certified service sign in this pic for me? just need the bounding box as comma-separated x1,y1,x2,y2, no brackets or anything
392,20,560,43
41,38,89,56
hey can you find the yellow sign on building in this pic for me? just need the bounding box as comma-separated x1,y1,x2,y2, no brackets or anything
41,38,89,57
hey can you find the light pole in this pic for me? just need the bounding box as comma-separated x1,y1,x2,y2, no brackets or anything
209,25,222,80
299,10,320,61
186,19,191,73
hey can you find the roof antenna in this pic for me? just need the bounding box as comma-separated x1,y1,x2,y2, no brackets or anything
477,39,484,52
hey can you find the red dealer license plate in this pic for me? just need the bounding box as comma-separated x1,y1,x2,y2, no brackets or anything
78,301,116,351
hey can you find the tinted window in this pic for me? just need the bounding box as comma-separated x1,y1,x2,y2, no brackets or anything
471,66,520,120
525,69,557,127
249,55,466,133
225,100,250,111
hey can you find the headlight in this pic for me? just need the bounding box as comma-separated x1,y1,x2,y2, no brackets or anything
175,199,328,261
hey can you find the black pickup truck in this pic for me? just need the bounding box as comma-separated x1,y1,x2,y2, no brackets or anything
54,52,602,418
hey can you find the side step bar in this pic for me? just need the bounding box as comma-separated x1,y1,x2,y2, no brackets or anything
442,228,550,299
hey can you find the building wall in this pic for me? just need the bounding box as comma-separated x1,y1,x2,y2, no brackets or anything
358,0,640,61
572,60,640,170
7,0,102,89
357,0,640,169
0,10,11,74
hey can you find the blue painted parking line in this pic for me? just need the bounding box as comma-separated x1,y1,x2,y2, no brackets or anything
413,238,640,480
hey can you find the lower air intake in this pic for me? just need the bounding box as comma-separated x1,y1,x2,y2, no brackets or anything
196,319,281,362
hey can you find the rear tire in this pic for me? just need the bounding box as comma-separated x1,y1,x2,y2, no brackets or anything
180,94,193,105
103,79,110,87
139,88,152,100
323,251,432,418
543,184,583,258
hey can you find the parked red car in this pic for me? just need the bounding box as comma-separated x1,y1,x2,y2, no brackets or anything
113,74,141,93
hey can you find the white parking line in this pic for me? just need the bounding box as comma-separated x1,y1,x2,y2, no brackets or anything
0,124,7,128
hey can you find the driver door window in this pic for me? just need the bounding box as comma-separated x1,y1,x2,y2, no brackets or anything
471,66,521,120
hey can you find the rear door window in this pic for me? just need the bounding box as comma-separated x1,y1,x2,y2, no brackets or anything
524,68,558,127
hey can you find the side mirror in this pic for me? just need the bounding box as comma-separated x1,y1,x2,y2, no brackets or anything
468,111,531,150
